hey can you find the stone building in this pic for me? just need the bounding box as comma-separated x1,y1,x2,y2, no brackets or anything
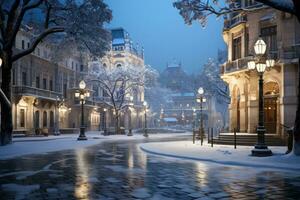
221,0,300,135
8,27,145,135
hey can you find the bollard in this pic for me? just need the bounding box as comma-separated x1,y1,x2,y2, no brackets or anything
211,128,214,147
234,128,237,149
286,128,294,154
193,130,195,144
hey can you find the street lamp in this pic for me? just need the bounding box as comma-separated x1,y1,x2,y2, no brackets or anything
54,96,61,135
247,38,275,157
75,80,90,141
196,87,206,145
103,108,107,135
127,95,134,136
143,101,149,137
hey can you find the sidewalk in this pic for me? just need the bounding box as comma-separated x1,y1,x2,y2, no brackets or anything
139,141,300,171
0,131,191,160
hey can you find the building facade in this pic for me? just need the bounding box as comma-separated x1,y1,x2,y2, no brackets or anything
8,27,145,135
221,0,300,136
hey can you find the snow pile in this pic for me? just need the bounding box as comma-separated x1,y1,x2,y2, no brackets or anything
139,141,300,171
0,131,191,160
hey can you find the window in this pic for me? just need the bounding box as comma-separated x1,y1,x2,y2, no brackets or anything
43,78,47,90
261,26,277,58
50,111,54,128
245,29,249,56
43,50,47,58
80,65,84,72
63,83,67,98
20,109,25,128
22,72,27,86
35,111,40,128
232,36,242,60
49,79,53,91
71,61,74,69
12,69,16,85
93,85,99,97
37,48,40,56
116,64,122,68
27,42,30,48
22,40,25,49
36,76,40,88
43,111,47,127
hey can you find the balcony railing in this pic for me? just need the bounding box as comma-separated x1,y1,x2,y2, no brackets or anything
13,85,62,100
224,14,247,30
221,57,250,74
281,44,300,60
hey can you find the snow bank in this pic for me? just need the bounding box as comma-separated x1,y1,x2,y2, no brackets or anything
139,141,300,171
0,132,190,160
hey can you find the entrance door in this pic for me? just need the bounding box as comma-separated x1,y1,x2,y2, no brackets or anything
264,97,277,133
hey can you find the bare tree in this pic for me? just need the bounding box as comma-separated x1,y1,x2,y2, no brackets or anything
89,64,156,134
0,0,112,145
174,0,300,155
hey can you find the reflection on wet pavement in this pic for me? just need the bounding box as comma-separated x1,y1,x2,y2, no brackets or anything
0,137,300,200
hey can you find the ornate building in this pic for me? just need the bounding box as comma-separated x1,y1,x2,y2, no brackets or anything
221,0,300,135
8,27,145,135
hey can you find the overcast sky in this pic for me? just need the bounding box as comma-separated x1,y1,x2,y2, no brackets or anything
105,0,226,74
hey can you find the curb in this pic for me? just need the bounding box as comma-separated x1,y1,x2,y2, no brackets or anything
139,144,300,171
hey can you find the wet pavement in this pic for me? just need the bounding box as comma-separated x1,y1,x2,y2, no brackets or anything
0,137,300,200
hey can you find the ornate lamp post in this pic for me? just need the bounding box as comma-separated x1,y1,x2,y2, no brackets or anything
54,96,61,135
75,80,90,141
247,38,275,157
103,108,107,135
143,101,149,137
127,95,134,136
196,87,206,145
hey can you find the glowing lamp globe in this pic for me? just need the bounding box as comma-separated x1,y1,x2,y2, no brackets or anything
266,59,275,68
75,92,80,98
143,101,148,107
79,80,86,89
256,63,266,73
198,87,204,95
247,61,256,70
254,38,267,56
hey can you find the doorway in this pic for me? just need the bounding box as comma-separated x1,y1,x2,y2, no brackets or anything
264,97,277,134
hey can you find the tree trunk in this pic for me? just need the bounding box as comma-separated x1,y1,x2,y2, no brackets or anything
0,51,13,145
115,111,120,134
293,58,300,155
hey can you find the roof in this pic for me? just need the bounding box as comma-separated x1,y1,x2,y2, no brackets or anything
163,117,178,122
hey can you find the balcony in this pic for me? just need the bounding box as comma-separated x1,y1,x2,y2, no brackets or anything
281,44,300,60
224,14,247,30
13,85,62,100
221,57,250,74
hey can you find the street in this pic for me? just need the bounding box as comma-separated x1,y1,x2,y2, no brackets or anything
0,137,300,200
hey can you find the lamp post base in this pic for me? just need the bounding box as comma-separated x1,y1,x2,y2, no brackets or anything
77,127,87,141
251,145,272,157
127,129,133,136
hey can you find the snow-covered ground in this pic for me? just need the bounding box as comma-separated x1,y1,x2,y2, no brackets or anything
0,132,190,160
139,141,300,171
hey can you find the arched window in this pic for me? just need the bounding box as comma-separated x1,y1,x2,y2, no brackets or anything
43,111,47,127
50,111,54,128
35,111,40,128
103,63,107,68
116,63,122,68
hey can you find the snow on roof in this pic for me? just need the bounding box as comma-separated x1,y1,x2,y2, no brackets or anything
163,117,178,122
260,13,275,21
112,38,125,45
171,93,195,97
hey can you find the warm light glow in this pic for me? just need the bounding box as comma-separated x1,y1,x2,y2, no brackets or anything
80,94,85,100
0,58,2,67
129,95,133,101
196,99,200,103
247,61,256,70
203,98,207,103
85,92,90,97
198,87,204,95
256,63,266,73
103,108,107,112
193,108,196,112
266,59,275,68
254,38,267,55
143,101,147,107
75,92,80,98
59,105,68,113
79,80,86,89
